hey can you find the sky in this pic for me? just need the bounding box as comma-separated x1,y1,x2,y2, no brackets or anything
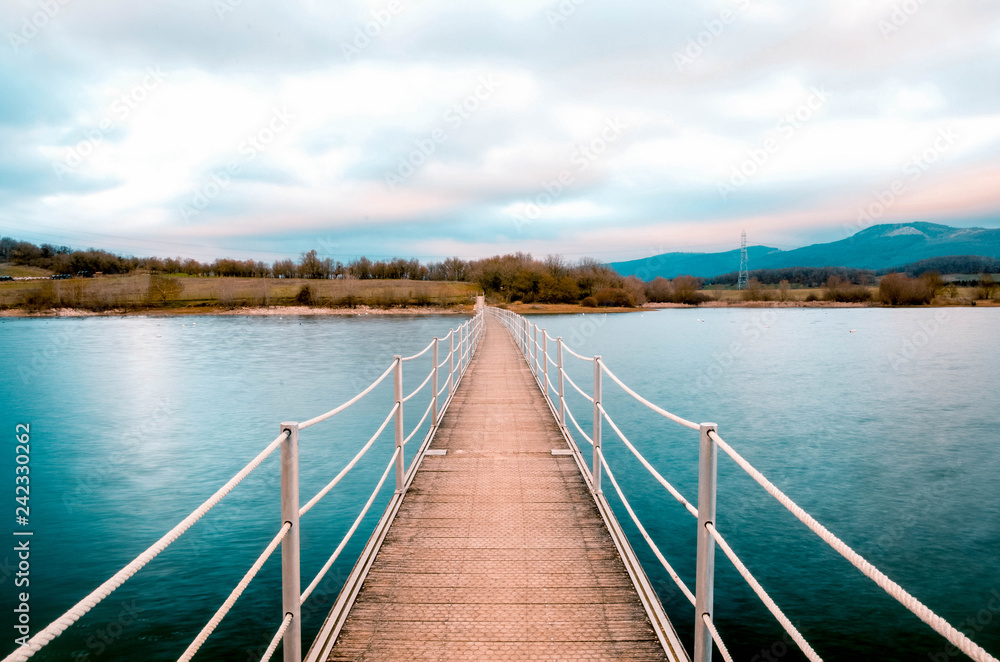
1,0,999,264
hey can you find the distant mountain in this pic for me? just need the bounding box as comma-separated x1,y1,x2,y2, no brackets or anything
610,223,1000,279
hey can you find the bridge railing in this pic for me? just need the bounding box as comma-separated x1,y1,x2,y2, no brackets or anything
488,305,997,662
4,308,485,662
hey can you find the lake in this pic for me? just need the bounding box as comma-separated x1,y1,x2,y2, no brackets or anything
1,308,998,661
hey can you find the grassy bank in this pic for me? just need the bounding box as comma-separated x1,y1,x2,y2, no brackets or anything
0,274,479,314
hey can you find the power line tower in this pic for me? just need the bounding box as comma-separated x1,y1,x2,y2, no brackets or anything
737,230,749,290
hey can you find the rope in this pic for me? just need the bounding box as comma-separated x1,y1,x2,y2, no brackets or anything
600,363,699,431
2,431,288,662
176,522,292,662
259,614,294,662
601,454,696,606
402,367,434,403
706,523,822,662
299,361,395,430
565,405,593,446
403,400,434,446
300,448,398,603
563,371,594,403
702,613,735,662
598,404,698,518
563,344,595,362
709,431,1000,662
299,404,398,517
436,381,449,398
400,338,435,362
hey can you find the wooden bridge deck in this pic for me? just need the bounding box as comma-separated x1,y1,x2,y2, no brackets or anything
321,316,681,661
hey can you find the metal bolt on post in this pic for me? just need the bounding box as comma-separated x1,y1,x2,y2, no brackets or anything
431,338,439,426
557,337,566,429
394,357,404,492
694,422,719,662
279,422,302,662
592,356,602,494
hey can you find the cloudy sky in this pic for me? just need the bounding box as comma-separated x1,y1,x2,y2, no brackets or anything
2,0,999,263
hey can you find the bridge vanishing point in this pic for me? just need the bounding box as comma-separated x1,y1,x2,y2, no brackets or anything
5,301,997,662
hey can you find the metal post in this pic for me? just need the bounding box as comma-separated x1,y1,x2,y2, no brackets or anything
592,356,602,494
279,422,302,662
557,337,565,429
694,422,719,662
461,324,466,377
394,357,404,492
542,332,549,400
532,325,538,378
431,338,439,426
449,332,455,396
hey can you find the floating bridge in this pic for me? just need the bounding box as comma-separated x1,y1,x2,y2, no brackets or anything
6,302,997,662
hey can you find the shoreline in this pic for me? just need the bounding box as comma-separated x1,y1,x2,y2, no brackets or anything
2,298,996,318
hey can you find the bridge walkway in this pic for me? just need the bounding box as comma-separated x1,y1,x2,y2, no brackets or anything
322,315,678,661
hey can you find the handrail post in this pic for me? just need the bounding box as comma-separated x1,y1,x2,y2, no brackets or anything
557,337,566,429
694,422,719,662
458,324,465,378
542,332,548,400
394,357,404,492
449,332,455,397
592,356,602,494
431,338,439,426
532,324,538,378
279,422,302,662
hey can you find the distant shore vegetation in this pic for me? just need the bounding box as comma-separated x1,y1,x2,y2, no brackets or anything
1,236,997,312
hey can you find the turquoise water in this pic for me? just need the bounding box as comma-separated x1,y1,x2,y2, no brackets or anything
528,308,1000,662
1,309,998,661
0,314,465,662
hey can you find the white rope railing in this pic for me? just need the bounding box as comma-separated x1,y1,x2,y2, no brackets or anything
601,362,700,431
599,404,698,518
299,361,396,430
2,430,288,662
299,404,398,517
259,613,294,662
403,400,434,446
564,404,592,446
177,522,293,662
300,448,398,604
563,371,594,403
702,613,735,662
710,430,1000,662
706,522,822,662
402,367,434,403
400,338,436,362
601,454,697,606
563,343,595,362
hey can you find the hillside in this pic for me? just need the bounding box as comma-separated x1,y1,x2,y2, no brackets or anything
611,223,1000,279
